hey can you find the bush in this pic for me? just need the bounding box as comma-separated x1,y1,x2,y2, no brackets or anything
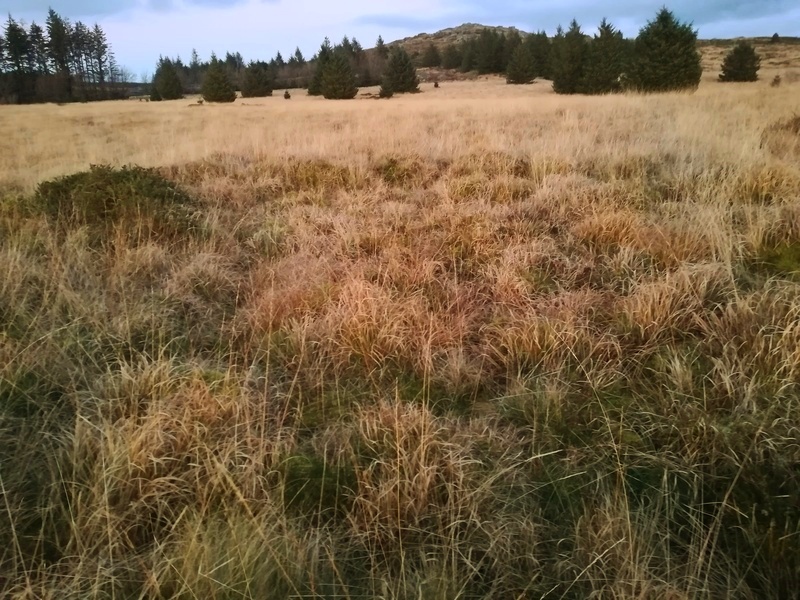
719,41,761,82
34,165,199,242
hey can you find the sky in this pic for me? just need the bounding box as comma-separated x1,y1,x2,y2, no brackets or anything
4,0,799,80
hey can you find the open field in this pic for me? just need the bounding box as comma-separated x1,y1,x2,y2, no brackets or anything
1,77,800,598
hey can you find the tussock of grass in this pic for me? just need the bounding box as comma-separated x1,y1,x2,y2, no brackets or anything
1,82,800,598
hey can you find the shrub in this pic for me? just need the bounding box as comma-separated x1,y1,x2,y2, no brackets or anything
719,41,761,82
34,165,199,242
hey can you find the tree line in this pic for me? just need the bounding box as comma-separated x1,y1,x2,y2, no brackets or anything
152,35,421,102
0,9,125,104
417,8,761,92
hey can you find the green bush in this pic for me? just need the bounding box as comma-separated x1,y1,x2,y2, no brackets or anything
719,41,761,82
34,165,199,242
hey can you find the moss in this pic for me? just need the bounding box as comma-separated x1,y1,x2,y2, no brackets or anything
281,453,357,523
34,165,200,244
755,242,800,280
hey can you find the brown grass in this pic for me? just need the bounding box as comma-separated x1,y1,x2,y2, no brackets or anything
1,76,799,598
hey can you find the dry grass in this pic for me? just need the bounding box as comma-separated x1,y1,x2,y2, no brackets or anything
1,75,799,598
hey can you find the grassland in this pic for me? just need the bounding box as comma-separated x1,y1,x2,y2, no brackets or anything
1,75,799,599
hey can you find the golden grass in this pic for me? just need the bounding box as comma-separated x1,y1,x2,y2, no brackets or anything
1,75,799,598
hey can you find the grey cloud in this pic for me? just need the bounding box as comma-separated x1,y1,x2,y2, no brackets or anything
443,0,798,33
6,0,272,19
352,14,453,31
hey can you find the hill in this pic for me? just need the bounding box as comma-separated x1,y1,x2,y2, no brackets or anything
388,23,800,77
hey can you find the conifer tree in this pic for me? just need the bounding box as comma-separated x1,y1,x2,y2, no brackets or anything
151,57,183,100
421,43,441,67
241,61,273,97
582,18,627,94
525,30,552,78
719,41,760,82
321,51,357,99
629,8,702,92
552,20,588,94
460,40,478,72
308,37,332,95
506,43,534,84
375,35,389,59
441,43,462,69
202,54,236,102
380,46,420,96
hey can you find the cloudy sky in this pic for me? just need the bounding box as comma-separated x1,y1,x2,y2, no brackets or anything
6,0,799,79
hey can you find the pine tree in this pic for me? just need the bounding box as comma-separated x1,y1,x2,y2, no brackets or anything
151,57,183,100
421,43,441,67
525,31,552,79
582,18,627,94
308,37,332,96
719,41,760,82
241,61,273,97
441,43,462,69
376,35,389,59
321,51,357,99
506,43,534,84
202,54,236,102
552,20,588,94
460,40,478,72
380,46,420,96
629,8,702,92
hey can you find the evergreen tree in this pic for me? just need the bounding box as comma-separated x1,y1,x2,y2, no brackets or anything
202,54,236,102
552,20,588,94
241,61,273,97
380,46,420,95
321,51,357,99
525,30,552,78
441,43,462,69
475,29,502,74
152,57,183,100
376,35,389,59
719,41,760,82
46,9,71,77
582,18,627,94
460,40,478,72
503,30,523,70
629,8,702,92
308,37,332,95
506,43,534,84
2,15,32,101
421,43,441,67
293,47,305,65
28,22,49,74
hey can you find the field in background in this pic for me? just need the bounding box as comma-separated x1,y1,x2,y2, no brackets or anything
1,77,799,598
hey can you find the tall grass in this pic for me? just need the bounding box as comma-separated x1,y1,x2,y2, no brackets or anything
1,76,799,598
